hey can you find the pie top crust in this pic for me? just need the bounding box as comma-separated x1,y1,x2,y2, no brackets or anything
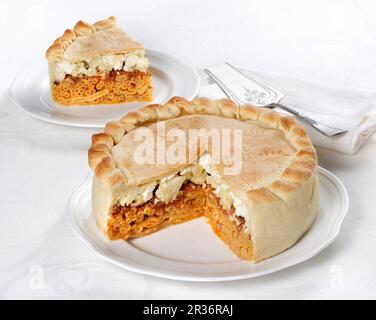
110,114,296,191
89,97,317,197
46,16,144,62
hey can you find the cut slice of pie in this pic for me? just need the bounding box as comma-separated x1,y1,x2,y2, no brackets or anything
88,97,319,262
46,16,153,106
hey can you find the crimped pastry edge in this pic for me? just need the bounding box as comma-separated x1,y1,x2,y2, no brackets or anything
46,16,117,61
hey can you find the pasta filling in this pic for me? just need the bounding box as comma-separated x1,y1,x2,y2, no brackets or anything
108,182,253,260
51,70,152,106
107,157,253,260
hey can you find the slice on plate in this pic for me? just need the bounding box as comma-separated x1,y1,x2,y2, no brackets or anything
46,16,153,106
88,97,319,262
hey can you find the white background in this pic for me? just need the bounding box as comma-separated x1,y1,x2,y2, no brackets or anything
1,0,376,299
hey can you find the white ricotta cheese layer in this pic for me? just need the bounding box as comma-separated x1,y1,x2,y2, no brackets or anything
51,51,149,81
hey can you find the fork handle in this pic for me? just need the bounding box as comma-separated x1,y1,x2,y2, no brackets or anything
267,103,346,137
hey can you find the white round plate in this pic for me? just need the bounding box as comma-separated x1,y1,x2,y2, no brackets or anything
69,166,348,282
10,49,200,128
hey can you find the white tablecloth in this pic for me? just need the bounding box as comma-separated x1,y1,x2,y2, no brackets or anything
1,0,376,299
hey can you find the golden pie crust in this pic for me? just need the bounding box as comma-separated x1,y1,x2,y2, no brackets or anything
88,97,319,262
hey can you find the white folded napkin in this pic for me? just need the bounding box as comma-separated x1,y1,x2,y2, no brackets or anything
199,65,376,154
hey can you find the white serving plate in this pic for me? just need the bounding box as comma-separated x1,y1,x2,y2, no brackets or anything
69,166,348,282
10,49,200,128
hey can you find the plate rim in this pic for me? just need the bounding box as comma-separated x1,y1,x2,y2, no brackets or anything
9,48,201,128
68,166,349,282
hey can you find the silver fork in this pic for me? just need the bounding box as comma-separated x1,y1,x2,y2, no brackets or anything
204,67,347,137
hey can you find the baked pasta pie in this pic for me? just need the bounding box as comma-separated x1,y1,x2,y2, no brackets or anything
46,17,153,106
88,97,319,262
